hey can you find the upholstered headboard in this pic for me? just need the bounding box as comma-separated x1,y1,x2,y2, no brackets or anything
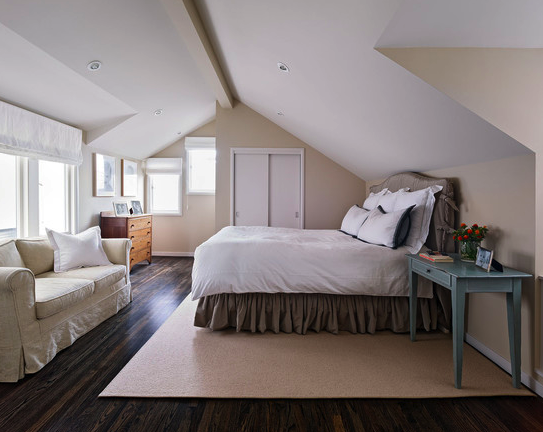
369,172,458,252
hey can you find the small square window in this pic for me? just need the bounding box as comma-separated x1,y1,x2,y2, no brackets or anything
187,148,216,195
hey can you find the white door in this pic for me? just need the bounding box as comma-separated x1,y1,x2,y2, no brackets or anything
269,154,301,228
233,153,268,226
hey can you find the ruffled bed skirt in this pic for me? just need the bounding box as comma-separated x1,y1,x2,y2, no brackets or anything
194,291,451,335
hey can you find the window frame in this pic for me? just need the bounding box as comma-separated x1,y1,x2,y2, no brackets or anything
0,153,77,238
185,137,216,196
147,173,183,216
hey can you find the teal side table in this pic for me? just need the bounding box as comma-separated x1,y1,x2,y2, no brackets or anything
406,253,531,389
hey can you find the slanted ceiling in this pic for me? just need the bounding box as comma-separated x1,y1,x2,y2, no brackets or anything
0,0,535,177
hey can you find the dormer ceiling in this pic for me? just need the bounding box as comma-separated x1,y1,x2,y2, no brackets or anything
0,0,535,178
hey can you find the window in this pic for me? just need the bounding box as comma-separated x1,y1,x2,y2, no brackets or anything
0,153,76,239
145,158,183,216
0,153,18,239
185,137,216,195
187,148,216,194
39,160,69,235
148,174,182,215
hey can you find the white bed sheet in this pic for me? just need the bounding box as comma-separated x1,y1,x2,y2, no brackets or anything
192,226,433,300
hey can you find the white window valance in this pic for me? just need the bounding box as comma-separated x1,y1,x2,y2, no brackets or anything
144,158,183,175
0,100,83,165
184,137,215,150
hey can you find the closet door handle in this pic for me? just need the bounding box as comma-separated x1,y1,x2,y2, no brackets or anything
235,212,240,217
295,212,299,218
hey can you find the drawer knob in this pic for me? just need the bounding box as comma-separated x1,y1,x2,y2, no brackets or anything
130,224,135,228
147,221,151,225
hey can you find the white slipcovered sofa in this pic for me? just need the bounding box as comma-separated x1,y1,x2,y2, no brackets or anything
0,237,131,382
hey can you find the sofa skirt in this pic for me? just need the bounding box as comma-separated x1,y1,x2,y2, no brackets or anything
194,290,451,335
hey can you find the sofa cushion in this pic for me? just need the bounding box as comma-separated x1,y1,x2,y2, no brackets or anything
37,265,126,294
15,237,54,275
0,239,26,268
35,278,95,319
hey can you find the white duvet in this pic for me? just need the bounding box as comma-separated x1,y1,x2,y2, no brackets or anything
191,226,432,300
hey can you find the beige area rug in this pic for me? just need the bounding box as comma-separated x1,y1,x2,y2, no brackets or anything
100,298,532,399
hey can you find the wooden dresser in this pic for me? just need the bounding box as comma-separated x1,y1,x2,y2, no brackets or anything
100,212,152,270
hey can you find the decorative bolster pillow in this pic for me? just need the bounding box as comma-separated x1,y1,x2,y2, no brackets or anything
356,204,416,249
340,205,370,236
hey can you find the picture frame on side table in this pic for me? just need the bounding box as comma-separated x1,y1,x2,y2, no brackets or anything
93,153,115,196
121,159,138,196
131,200,143,215
475,246,494,272
113,202,130,217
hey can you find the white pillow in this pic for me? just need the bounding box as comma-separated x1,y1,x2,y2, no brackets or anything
363,188,410,212
362,188,388,210
340,205,370,236
46,226,112,272
357,205,415,248
393,185,443,253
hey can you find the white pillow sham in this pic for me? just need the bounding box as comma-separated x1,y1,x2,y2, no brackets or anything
46,226,112,272
357,205,415,249
340,205,370,236
393,185,443,253
363,187,410,212
362,188,388,210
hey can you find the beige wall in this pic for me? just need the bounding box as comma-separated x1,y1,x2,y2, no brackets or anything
150,120,216,254
215,101,365,231
367,153,537,377
78,143,144,231
379,47,543,377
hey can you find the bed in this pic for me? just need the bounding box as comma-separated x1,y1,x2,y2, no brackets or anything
192,172,457,334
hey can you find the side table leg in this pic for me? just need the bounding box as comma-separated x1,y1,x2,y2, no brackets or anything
507,280,522,388
409,266,418,342
452,279,466,389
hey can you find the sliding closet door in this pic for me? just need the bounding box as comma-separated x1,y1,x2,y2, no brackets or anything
269,154,301,228
233,154,268,226
231,148,304,228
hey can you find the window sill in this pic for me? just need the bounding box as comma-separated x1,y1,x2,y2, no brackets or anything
187,191,215,196
151,212,183,217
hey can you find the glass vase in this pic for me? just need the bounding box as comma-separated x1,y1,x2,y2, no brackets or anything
460,241,480,261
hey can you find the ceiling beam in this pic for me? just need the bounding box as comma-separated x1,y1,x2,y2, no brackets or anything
161,0,233,109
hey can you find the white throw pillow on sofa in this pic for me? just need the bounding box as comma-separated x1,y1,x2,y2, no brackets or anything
340,205,370,236
46,226,112,272
393,185,443,253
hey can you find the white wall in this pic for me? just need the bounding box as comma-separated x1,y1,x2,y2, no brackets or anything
78,143,144,231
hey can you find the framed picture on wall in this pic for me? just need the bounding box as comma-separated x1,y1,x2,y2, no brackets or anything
93,153,115,197
121,159,138,196
113,201,130,217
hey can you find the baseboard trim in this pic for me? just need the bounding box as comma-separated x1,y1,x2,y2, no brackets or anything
152,252,194,257
465,333,543,397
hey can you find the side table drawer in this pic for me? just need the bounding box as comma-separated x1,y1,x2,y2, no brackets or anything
412,260,451,287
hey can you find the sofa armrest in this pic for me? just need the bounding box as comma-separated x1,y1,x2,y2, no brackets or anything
0,267,39,381
101,238,131,279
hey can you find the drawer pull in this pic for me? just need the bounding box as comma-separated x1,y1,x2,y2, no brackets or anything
147,221,151,225
426,269,431,273
130,236,135,240
130,224,135,229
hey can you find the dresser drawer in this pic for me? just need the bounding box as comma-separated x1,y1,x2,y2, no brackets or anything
412,260,452,287
131,236,151,253
128,228,151,242
128,216,152,232
130,248,151,268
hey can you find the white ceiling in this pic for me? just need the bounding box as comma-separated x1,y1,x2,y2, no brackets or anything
377,0,543,48
0,0,216,159
0,0,535,179
196,0,531,180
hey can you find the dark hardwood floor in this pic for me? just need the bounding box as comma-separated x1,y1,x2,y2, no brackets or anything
1,257,542,432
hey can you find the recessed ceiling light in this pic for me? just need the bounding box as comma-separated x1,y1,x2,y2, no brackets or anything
277,112,284,116
277,62,290,73
154,109,163,116
87,60,102,71
177,131,182,135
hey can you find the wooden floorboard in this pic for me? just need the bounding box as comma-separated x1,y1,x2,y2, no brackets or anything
1,257,542,432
